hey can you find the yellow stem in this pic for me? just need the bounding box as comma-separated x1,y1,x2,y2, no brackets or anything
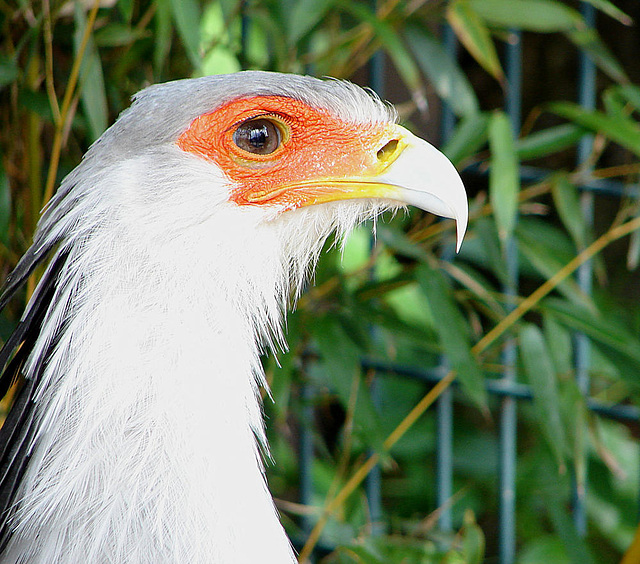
42,0,100,206
42,0,61,124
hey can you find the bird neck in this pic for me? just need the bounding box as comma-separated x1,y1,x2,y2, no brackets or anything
17,213,296,563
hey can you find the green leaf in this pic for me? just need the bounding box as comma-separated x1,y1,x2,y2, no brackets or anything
442,552,467,564
474,217,508,284
377,225,430,263
469,0,581,32
516,124,584,161
550,173,587,249
582,0,633,26
416,262,487,409
74,4,108,141
546,490,596,564
200,2,241,75
566,28,628,84
339,544,387,564
405,26,479,117
154,0,173,75
602,87,627,117
170,0,202,68
488,111,519,242
543,315,573,376
0,158,10,246
460,510,485,564
309,316,387,454
447,0,503,82
287,0,336,43
442,112,489,165
0,55,18,88
519,536,571,564
517,222,589,307
548,101,640,156
519,323,567,468
94,24,149,48
219,0,241,24
346,4,423,100
616,84,640,113
18,89,56,123
117,0,135,22
543,298,640,387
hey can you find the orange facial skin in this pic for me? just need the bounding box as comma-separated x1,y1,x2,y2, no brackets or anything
177,96,397,210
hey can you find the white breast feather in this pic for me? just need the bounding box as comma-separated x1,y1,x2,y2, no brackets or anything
0,148,394,563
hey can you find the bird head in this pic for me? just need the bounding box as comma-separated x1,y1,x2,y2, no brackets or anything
37,71,467,351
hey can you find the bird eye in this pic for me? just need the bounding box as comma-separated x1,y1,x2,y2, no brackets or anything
233,118,281,155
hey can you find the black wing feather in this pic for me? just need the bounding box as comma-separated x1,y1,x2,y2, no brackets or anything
0,378,38,554
0,248,65,548
0,245,50,312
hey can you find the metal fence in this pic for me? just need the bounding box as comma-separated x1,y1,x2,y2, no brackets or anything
293,2,640,563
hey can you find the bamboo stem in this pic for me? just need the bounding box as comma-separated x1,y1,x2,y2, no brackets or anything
42,0,101,206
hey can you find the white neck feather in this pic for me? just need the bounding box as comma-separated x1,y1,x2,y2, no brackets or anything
3,153,388,563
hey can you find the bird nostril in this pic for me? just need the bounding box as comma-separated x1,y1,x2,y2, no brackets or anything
377,139,399,162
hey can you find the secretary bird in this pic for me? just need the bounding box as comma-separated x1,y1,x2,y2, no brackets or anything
0,71,467,563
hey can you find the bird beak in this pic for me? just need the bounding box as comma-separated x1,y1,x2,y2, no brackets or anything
294,125,468,251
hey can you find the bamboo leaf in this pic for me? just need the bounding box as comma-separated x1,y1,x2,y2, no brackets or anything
377,225,430,263
550,174,587,249
417,263,487,409
548,101,640,156
442,112,489,165
310,316,386,453
469,0,581,32
543,315,573,376
405,26,479,117
94,24,149,48
460,510,485,564
154,0,173,75
546,491,597,564
74,3,108,142
516,124,584,161
287,0,336,43
616,84,640,113
543,298,640,386
519,537,572,564
346,3,423,99
170,0,202,68
474,217,508,285
582,0,633,26
520,323,567,468
117,0,135,22
0,55,18,88
201,3,241,75
602,87,627,117
517,224,590,307
447,0,503,82
219,0,241,24
488,111,519,242
566,28,628,84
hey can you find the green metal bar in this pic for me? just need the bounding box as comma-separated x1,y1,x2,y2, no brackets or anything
435,23,458,535
499,28,522,564
364,42,385,536
361,358,640,423
573,0,596,537
299,382,315,540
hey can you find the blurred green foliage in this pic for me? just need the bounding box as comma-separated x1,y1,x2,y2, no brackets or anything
1,0,640,562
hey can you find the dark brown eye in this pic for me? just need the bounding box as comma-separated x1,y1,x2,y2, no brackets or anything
233,118,281,155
